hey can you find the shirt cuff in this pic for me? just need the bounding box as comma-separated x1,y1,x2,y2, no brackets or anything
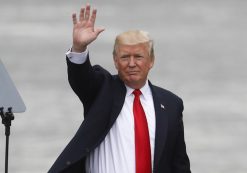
65,47,89,64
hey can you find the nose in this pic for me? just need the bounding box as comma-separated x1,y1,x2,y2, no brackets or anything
128,56,136,67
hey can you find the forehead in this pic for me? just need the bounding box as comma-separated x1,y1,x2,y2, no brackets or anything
116,43,149,54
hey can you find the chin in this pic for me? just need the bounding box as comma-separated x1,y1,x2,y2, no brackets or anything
125,79,143,88
127,77,140,83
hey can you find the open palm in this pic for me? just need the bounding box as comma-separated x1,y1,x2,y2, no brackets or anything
72,4,104,52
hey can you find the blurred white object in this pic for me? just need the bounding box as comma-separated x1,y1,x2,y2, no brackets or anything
0,59,26,113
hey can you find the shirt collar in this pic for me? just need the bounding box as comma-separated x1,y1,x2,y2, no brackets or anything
125,81,151,100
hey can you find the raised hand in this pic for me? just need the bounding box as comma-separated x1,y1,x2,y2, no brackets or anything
72,4,105,52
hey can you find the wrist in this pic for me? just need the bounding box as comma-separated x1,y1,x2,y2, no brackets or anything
72,45,87,53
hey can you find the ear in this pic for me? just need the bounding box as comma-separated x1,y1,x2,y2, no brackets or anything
149,56,155,69
113,56,119,70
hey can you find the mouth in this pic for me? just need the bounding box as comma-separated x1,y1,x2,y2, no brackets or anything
128,71,139,75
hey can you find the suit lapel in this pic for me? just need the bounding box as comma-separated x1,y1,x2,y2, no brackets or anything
149,83,169,169
109,76,126,127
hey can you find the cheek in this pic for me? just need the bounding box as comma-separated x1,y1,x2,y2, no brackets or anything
116,61,128,70
144,60,154,70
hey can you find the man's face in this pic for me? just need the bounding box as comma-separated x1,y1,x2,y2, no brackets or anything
113,43,154,89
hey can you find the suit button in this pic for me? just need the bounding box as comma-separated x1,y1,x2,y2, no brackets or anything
66,161,71,165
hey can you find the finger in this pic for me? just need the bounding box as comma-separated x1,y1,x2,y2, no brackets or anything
79,7,85,22
85,4,91,20
90,9,97,27
72,13,77,25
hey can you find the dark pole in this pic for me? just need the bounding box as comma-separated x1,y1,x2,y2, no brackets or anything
5,130,9,173
1,107,14,173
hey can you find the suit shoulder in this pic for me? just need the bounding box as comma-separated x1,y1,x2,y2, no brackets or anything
151,84,184,113
151,84,183,103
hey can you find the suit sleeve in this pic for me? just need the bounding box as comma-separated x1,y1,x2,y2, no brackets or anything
172,99,191,173
66,55,104,114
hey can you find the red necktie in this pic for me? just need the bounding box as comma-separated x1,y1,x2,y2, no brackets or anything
133,89,152,173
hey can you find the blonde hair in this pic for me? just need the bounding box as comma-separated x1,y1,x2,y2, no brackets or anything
113,30,154,58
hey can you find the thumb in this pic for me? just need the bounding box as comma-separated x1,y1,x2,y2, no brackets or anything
95,27,105,36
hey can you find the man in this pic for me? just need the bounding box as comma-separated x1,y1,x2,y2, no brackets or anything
49,4,191,173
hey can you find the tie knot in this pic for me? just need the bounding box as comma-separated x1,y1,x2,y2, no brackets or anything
133,89,142,97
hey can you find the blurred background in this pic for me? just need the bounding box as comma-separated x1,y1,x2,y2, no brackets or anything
0,0,246,172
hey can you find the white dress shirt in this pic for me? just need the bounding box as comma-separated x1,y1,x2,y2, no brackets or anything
66,49,156,173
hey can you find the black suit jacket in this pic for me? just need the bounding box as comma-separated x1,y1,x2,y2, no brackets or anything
48,56,191,173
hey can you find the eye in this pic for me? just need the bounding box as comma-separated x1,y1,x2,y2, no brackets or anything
120,55,130,59
135,55,143,59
